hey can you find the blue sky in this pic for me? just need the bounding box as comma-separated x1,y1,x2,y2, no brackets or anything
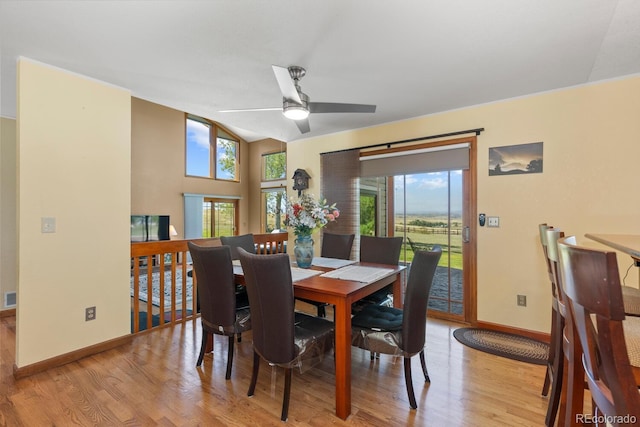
394,171,462,215
186,118,235,179
186,119,210,177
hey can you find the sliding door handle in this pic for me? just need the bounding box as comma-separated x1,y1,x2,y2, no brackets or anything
463,226,470,243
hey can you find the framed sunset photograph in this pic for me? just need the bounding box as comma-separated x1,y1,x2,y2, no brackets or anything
488,142,543,176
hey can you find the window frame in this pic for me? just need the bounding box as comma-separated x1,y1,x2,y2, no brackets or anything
185,114,241,182
262,150,287,182
261,186,287,233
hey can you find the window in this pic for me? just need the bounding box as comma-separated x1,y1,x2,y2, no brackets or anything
186,117,211,177
261,150,287,232
186,116,239,181
215,128,239,181
202,198,237,237
360,191,377,236
263,188,287,232
262,151,286,181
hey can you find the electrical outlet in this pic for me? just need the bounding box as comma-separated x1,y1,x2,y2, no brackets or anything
487,216,500,227
85,306,96,321
517,295,527,307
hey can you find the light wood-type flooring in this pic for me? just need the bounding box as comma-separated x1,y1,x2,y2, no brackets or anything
0,309,552,426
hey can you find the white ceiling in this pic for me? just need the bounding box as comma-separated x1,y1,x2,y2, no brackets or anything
1,1,639,143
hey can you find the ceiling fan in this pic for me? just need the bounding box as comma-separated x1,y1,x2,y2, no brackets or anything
219,65,376,134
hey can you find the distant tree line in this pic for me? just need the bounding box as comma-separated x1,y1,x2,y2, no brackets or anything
408,219,449,227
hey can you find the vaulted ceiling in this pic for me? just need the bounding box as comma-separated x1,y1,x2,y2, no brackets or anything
1,1,639,142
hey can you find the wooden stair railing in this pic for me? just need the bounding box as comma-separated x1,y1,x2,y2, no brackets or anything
130,232,289,334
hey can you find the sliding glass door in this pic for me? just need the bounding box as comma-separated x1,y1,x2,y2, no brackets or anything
322,136,477,323
394,171,465,319
202,198,237,237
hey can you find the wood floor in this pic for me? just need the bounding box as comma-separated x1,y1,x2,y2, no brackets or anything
0,311,552,426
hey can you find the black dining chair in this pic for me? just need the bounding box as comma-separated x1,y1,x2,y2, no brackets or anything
321,231,355,260
237,247,335,421
220,234,256,259
188,242,251,380
219,234,255,315
353,235,403,312
351,247,442,409
296,231,355,317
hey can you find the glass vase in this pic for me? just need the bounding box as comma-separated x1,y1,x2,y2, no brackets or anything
294,235,314,268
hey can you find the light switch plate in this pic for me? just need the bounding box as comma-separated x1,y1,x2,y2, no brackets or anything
487,216,500,227
41,217,56,233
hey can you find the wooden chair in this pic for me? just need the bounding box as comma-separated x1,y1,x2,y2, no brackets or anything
297,232,355,317
187,243,251,379
350,247,442,409
557,236,640,426
538,224,564,426
545,228,584,426
237,248,335,421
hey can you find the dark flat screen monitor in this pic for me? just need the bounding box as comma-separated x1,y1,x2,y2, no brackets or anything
131,215,170,242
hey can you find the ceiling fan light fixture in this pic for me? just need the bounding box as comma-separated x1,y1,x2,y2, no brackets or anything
283,104,309,120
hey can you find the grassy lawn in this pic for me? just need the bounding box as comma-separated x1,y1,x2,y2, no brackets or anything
396,217,463,269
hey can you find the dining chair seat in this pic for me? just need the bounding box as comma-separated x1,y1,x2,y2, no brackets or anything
352,305,405,356
622,285,640,317
623,316,640,383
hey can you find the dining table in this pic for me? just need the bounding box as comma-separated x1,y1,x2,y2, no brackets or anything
584,233,640,264
233,256,406,420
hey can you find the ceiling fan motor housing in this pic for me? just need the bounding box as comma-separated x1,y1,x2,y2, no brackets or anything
283,91,309,120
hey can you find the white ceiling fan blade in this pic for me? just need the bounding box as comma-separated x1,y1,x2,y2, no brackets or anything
309,102,376,114
272,65,302,104
295,118,310,134
218,107,281,113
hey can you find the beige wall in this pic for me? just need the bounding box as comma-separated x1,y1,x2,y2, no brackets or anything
287,75,640,333
1,117,17,310
131,98,250,237
16,59,131,366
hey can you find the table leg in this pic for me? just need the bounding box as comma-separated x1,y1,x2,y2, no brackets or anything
392,272,403,308
333,299,351,419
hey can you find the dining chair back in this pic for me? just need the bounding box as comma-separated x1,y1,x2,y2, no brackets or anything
351,247,442,409
237,248,335,421
538,223,553,283
321,232,355,260
538,224,564,426
187,242,251,379
557,236,640,424
220,234,256,260
360,235,403,265
356,235,404,309
545,227,585,426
